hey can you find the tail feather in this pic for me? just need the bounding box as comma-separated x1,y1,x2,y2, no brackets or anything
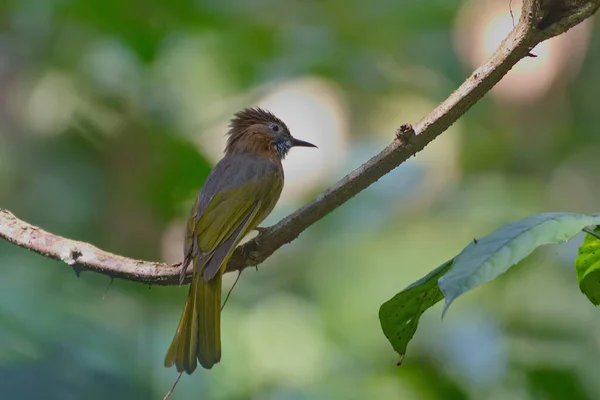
197,273,222,369
164,268,200,374
164,262,223,373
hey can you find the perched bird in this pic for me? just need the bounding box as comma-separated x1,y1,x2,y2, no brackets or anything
164,107,317,373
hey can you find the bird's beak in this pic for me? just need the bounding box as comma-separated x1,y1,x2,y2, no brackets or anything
291,137,318,148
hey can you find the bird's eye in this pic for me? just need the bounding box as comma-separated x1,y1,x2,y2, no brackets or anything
269,123,280,132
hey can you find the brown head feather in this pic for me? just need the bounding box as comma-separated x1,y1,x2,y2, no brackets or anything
229,107,286,133
225,107,289,155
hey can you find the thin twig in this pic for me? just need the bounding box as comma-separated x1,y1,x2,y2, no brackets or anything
510,0,515,28
221,271,242,311
102,277,114,300
162,372,183,400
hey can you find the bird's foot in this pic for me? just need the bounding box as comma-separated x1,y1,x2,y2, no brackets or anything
254,226,269,234
178,259,191,286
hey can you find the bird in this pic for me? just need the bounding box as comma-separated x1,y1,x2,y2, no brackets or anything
164,107,317,373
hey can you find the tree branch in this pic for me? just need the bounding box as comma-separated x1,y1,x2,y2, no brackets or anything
1,0,598,285
0,209,181,284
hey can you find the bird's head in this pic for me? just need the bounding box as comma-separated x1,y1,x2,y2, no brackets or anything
225,107,317,159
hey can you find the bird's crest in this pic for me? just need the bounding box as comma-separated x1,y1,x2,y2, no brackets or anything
225,107,288,154
228,107,285,133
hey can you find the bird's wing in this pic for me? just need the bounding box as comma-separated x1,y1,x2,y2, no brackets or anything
189,159,283,280
199,194,261,280
180,195,201,281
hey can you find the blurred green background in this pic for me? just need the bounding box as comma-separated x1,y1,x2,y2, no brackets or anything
1,0,600,399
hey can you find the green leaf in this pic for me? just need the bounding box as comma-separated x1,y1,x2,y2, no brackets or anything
378,260,453,363
439,213,600,315
575,227,600,306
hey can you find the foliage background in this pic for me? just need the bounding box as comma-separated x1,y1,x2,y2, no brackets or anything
1,0,599,399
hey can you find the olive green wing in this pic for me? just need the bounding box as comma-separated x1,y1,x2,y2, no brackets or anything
180,196,201,283
193,168,283,281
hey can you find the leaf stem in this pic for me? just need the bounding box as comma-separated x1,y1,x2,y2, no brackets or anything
582,227,600,240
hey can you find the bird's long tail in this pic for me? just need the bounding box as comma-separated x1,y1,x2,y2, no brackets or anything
197,271,222,368
164,262,222,373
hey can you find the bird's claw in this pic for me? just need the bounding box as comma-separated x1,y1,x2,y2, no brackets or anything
178,259,190,286
254,226,268,234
